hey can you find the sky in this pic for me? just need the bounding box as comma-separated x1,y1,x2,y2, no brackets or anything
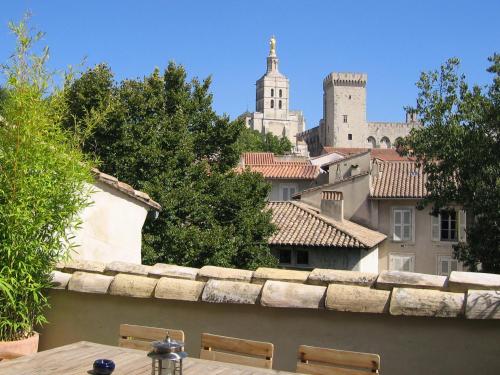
1,1,499,129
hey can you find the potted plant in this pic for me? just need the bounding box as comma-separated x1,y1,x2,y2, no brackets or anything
0,18,92,355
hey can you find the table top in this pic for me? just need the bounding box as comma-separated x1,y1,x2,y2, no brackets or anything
0,341,298,374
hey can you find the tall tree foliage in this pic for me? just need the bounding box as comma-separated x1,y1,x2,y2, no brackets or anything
400,55,500,272
0,19,92,340
236,127,293,155
63,63,277,269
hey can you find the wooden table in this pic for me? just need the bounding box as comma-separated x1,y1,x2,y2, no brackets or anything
0,341,298,374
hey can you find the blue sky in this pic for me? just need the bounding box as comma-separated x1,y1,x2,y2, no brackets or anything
1,1,498,128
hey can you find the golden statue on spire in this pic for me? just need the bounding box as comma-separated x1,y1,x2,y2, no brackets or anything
269,35,276,56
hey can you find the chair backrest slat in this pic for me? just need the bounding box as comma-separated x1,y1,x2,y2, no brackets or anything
297,362,374,375
200,333,274,369
297,345,380,375
119,324,184,352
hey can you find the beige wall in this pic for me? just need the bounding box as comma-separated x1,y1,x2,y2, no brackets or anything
70,181,149,264
39,290,500,375
268,179,323,201
376,199,461,274
300,174,373,228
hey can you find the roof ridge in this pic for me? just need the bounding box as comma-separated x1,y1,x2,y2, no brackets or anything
293,171,370,198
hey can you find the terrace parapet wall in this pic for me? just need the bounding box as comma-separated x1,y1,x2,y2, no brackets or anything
52,261,500,320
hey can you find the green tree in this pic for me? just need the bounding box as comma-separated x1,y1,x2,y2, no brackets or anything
0,19,92,341
64,63,277,269
400,55,500,273
237,126,293,155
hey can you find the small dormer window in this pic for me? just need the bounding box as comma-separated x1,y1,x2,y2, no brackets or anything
271,99,274,108
278,100,282,109
271,89,274,97
279,89,282,97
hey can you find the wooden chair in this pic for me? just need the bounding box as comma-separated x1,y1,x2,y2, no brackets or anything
200,333,274,369
0,351,23,362
118,324,185,351
296,345,380,374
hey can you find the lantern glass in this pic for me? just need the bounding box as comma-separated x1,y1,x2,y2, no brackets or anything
150,356,183,375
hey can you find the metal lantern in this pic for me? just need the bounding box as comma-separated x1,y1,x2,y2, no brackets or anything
148,333,187,375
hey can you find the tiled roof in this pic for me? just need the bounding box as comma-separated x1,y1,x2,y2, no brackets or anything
370,161,427,198
322,147,413,161
241,152,320,180
92,168,161,211
248,164,320,179
266,201,386,248
243,152,275,165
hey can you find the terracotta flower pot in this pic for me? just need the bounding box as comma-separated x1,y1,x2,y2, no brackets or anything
0,332,39,356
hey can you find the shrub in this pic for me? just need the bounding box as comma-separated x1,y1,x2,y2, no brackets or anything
0,19,92,341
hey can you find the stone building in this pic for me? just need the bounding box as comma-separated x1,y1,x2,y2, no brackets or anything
298,73,421,155
242,37,306,148
292,151,466,275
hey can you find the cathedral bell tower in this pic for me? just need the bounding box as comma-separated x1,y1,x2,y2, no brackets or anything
255,36,289,121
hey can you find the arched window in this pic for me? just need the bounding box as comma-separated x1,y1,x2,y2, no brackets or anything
279,89,282,97
367,136,376,148
271,89,274,97
279,100,282,109
380,137,391,149
271,99,274,108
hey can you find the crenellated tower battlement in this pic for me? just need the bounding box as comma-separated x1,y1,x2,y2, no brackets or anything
323,72,367,89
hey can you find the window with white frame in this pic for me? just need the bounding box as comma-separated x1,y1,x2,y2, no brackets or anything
389,253,415,272
431,210,466,242
393,208,413,241
437,255,458,276
280,183,298,201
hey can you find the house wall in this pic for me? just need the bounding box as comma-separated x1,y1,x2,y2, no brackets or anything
268,179,320,201
376,199,460,274
299,173,373,228
39,290,500,375
327,152,371,184
70,181,149,264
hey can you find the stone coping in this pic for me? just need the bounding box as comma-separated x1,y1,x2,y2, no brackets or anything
51,261,500,320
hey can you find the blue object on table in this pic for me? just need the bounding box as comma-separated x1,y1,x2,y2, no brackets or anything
93,359,115,375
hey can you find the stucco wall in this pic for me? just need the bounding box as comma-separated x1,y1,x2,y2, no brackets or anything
39,290,500,375
300,174,373,228
268,179,320,201
376,199,460,274
70,181,148,264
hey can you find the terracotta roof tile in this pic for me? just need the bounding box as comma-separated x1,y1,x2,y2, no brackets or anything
266,201,386,248
370,161,427,198
241,152,320,179
248,164,320,179
243,152,275,165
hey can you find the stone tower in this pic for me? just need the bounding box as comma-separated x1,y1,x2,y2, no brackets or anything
255,36,290,124
320,73,367,147
242,37,306,146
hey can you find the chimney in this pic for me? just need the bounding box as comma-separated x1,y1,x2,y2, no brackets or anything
320,191,344,221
